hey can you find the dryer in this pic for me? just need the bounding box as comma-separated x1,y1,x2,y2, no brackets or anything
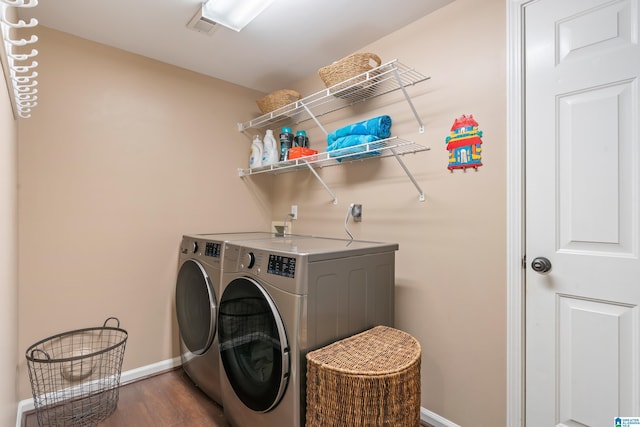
175,232,291,405
218,236,398,427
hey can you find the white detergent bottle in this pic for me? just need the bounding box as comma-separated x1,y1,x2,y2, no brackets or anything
262,129,279,165
250,135,263,168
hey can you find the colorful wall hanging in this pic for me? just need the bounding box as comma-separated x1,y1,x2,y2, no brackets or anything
446,114,483,171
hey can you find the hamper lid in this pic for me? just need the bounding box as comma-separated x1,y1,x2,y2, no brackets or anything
306,325,421,375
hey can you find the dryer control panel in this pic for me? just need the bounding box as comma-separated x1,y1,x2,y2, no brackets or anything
267,254,296,278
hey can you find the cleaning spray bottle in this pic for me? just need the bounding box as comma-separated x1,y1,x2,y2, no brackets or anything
262,129,279,166
249,135,263,168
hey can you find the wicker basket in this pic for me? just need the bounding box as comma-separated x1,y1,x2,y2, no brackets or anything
318,52,382,94
256,89,301,114
306,325,421,427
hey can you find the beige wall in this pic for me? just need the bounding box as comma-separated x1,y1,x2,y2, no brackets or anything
16,0,506,425
272,0,506,425
0,43,19,426
17,27,272,399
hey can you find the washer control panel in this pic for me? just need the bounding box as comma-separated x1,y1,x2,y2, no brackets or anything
205,242,221,258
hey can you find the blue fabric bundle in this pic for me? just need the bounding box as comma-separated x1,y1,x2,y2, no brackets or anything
327,135,383,161
327,115,392,145
326,115,391,161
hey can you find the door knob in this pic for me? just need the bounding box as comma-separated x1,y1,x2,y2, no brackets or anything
531,257,552,273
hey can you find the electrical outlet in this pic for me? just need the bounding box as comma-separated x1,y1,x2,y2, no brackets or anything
352,204,362,222
291,205,298,220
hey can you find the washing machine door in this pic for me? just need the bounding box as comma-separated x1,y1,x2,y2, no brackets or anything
219,277,290,412
175,259,217,355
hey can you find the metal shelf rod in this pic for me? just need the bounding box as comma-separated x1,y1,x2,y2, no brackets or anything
299,100,328,135
304,161,338,204
390,147,425,202
392,67,425,134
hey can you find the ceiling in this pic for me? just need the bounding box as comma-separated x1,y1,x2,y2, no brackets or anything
20,0,453,93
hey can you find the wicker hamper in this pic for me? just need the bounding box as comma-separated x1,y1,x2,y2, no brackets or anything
305,325,421,427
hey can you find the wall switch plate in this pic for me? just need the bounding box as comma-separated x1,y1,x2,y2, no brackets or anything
291,205,298,220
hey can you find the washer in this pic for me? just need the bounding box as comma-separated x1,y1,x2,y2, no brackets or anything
175,232,293,405
218,236,398,427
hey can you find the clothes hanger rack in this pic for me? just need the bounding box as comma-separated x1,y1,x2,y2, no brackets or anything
1,0,38,118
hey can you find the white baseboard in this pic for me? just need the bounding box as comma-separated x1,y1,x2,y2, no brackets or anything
16,356,181,427
17,358,457,427
421,407,461,427
118,356,182,385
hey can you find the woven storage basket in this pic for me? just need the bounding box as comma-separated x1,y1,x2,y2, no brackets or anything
306,325,421,427
256,89,301,114
318,52,382,93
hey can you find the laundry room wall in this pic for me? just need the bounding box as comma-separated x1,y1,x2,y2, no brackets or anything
268,0,506,425
16,27,272,399
0,43,19,427
14,1,508,424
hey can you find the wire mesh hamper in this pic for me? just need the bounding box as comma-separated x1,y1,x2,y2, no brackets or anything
305,325,421,427
25,317,128,427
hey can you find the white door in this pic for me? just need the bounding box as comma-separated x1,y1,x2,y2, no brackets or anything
525,0,640,426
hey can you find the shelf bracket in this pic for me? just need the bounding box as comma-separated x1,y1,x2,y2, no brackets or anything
392,67,425,134
389,147,425,202
299,101,328,135
304,161,338,204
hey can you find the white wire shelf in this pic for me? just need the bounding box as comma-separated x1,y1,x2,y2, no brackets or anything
238,59,430,133
237,59,431,203
238,137,430,203
238,137,426,175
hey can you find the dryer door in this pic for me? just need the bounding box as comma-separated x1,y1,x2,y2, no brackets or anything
175,259,217,355
219,277,290,412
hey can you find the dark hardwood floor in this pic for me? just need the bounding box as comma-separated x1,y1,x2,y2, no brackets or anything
23,369,229,427
23,368,433,426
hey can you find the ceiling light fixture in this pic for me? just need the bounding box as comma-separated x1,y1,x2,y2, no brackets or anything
201,0,277,32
